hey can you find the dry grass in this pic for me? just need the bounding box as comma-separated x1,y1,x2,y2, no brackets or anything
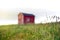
0,22,60,40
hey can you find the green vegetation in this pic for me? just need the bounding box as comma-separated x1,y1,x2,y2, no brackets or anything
0,22,60,40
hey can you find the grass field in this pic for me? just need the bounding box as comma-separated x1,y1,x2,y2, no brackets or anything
0,22,60,40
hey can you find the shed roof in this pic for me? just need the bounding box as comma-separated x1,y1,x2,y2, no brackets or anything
22,13,35,16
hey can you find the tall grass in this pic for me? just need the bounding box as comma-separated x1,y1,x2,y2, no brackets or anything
0,22,60,40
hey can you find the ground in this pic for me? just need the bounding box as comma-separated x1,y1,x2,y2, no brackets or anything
0,22,60,40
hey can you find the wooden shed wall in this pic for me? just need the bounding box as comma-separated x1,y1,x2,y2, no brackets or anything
18,13,24,24
24,16,35,24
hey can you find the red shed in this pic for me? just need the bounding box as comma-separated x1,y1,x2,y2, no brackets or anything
18,12,35,24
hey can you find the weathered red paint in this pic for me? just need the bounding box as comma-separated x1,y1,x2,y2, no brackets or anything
24,16,35,24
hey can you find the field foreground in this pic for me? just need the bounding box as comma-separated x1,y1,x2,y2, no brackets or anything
0,23,60,40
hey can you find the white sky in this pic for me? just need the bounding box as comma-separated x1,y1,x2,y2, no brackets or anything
0,0,60,25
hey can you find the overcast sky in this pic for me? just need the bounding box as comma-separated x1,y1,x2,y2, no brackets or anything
0,0,60,25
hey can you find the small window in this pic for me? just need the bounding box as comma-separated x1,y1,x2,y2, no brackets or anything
26,18,30,22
